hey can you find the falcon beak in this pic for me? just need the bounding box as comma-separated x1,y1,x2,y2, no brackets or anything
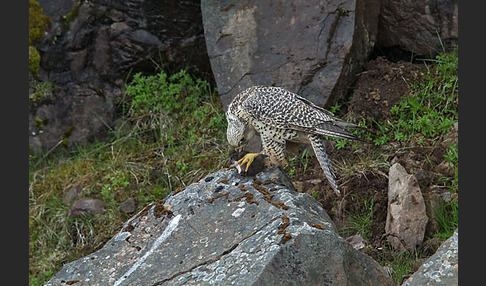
235,137,247,152
235,143,247,153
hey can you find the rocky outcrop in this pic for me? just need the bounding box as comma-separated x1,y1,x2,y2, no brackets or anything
386,163,428,251
45,167,394,286
377,0,458,58
402,229,458,286
30,0,212,153
201,0,381,108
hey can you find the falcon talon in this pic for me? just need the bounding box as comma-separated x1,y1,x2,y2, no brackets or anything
226,86,365,195
229,161,243,173
235,162,242,174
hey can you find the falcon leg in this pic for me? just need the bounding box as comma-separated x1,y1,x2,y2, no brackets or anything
260,135,287,167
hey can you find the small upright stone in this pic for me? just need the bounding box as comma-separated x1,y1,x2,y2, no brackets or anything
386,163,428,251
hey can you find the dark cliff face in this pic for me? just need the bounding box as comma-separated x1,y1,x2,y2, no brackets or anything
30,0,213,153
377,0,458,59
38,0,212,85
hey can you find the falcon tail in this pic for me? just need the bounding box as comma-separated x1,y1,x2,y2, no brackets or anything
308,134,340,195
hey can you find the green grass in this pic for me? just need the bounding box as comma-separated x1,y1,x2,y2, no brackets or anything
286,148,314,177
373,50,458,283
347,196,374,240
384,51,457,142
434,199,458,239
338,49,459,190
29,68,230,285
381,246,426,284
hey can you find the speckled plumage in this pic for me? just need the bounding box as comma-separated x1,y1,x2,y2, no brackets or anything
226,86,363,194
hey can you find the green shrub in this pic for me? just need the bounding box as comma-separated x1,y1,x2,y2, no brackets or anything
121,68,230,194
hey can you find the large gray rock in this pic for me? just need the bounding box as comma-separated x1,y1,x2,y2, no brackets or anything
402,229,458,286
377,0,458,57
386,163,428,251
45,167,394,286
201,0,381,109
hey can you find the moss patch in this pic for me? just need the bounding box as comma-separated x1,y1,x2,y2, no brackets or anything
29,0,51,46
61,2,81,34
29,46,41,76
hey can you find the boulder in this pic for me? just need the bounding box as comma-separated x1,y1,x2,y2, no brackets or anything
377,0,458,58
30,0,212,153
201,0,381,109
402,229,458,286
45,167,394,285
385,163,428,251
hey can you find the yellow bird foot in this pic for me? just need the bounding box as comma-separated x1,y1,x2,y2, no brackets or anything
237,152,261,173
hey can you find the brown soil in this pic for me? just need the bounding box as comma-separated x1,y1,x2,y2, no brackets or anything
349,57,427,121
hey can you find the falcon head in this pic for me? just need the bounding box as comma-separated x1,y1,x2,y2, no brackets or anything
226,112,246,148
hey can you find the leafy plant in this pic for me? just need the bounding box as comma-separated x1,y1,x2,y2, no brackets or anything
443,143,459,192
101,171,130,202
286,148,314,177
124,69,225,140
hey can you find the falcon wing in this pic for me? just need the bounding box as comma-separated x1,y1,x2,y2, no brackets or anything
242,87,361,141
